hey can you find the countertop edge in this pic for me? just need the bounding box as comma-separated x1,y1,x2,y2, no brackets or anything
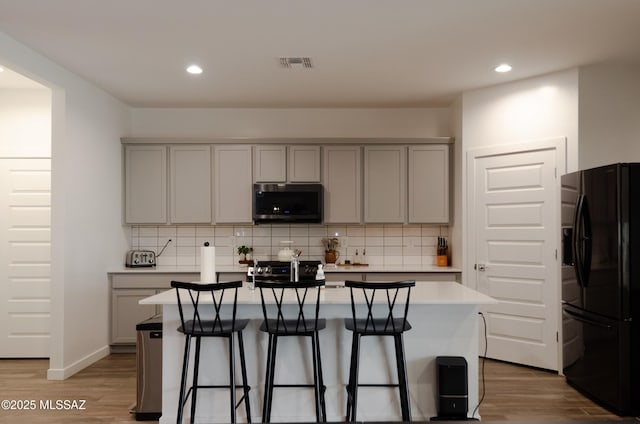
108,265,462,274
140,281,496,306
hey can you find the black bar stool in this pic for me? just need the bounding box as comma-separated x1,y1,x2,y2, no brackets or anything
255,279,327,423
343,280,416,422
171,280,251,424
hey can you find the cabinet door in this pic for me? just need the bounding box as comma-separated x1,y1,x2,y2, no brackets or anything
323,146,362,223
408,145,450,223
111,289,157,345
215,145,253,223
124,145,167,224
364,146,406,223
254,145,286,182
169,145,212,223
288,145,321,182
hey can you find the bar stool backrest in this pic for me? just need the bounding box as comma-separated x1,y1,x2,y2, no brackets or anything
344,280,416,333
255,280,325,333
171,280,242,334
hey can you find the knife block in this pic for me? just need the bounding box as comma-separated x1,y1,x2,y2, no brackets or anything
437,247,449,267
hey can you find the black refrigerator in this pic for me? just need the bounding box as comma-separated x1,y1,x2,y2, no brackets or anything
561,163,640,416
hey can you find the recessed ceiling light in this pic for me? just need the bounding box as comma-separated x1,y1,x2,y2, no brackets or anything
495,64,512,73
186,65,203,75
0,66,4,72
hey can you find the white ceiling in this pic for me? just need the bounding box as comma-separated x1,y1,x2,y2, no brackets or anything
1,0,639,108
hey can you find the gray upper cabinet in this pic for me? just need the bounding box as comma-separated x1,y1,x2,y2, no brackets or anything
364,145,407,223
169,145,212,224
124,145,167,224
214,145,253,223
123,141,450,226
288,145,321,182
254,145,287,182
323,146,361,223
254,145,321,183
408,145,450,223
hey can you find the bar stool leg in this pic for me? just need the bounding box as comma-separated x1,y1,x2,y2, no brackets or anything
189,337,203,424
345,333,355,422
311,332,323,422
346,333,361,422
394,334,411,422
261,334,272,423
177,334,192,424
237,332,252,423
262,334,278,423
314,331,327,422
229,333,237,423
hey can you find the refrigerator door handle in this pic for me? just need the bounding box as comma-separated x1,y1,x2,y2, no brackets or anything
563,307,612,330
572,194,593,287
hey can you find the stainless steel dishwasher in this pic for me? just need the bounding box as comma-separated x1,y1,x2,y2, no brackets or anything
134,315,162,421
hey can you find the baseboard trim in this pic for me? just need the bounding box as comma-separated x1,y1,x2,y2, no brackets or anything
110,344,136,354
47,345,110,380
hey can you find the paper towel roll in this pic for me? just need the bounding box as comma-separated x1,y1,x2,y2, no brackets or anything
200,245,216,283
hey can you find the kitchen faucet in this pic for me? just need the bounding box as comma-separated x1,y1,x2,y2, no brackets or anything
249,258,258,290
290,249,301,282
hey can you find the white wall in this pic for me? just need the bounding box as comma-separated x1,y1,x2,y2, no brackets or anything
462,68,579,172
0,32,131,379
130,107,450,138
0,88,51,157
578,63,640,169
448,97,462,269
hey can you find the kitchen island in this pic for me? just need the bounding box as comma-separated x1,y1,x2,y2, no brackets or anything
109,265,461,347
140,281,495,423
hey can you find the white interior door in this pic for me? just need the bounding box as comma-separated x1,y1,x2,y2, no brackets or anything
0,158,51,357
469,140,562,371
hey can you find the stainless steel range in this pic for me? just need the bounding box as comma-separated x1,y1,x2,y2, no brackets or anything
249,260,321,282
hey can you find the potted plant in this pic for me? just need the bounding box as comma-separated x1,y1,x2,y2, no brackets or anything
237,245,252,263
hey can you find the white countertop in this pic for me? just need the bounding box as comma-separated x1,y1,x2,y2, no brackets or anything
140,281,495,306
109,264,461,274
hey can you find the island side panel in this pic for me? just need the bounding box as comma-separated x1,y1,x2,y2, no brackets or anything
158,302,481,423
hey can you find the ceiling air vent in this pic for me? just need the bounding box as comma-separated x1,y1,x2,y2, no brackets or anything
278,57,313,69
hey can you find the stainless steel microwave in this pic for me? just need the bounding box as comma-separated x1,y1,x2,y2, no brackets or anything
253,183,323,224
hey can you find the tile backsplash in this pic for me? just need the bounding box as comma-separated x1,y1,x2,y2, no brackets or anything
127,224,449,267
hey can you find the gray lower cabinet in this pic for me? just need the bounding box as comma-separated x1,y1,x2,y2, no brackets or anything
110,271,245,349
109,272,198,349
325,271,460,283
324,272,365,283
111,289,159,345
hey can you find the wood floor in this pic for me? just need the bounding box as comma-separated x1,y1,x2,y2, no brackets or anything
477,358,636,421
0,354,637,423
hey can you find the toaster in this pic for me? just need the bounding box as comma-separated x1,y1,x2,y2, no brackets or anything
125,250,156,267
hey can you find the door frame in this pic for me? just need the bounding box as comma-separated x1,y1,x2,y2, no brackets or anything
465,137,566,370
